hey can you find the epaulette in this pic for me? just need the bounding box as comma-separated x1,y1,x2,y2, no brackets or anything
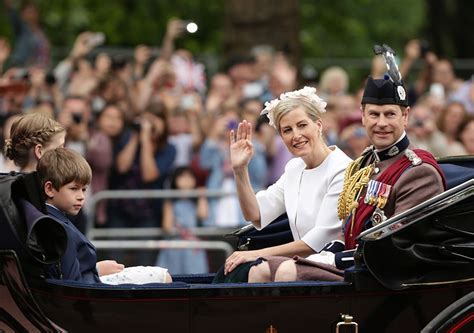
404,149,422,166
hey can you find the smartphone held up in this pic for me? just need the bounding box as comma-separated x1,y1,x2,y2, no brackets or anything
87,32,106,48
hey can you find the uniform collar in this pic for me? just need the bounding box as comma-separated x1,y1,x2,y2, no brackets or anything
360,133,409,163
373,133,409,161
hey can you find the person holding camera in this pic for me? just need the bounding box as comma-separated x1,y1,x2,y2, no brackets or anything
107,103,176,265
57,95,91,156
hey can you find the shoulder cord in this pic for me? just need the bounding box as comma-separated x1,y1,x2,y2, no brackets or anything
337,156,374,222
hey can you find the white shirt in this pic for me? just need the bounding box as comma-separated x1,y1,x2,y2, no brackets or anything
256,146,352,252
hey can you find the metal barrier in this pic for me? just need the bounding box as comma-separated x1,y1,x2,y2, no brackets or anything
90,227,236,239
86,189,240,256
92,240,235,258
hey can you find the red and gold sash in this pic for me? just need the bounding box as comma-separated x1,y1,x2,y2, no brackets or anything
344,149,446,249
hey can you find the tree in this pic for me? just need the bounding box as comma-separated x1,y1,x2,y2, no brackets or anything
222,0,300,67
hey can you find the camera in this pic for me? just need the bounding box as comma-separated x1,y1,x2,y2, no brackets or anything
72,113,83,124
45,72,57,86
419,40,430,58
131,120,141,132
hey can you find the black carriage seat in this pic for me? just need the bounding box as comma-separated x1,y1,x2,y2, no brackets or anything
0,250,65,332
229,213,293,251
0,172,67,280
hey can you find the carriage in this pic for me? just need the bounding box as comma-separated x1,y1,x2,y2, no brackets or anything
1,156,473,332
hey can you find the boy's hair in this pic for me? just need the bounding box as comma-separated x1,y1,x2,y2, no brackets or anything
37,148,92,190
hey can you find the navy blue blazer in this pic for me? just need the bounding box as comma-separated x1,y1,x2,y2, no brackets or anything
46,205,101,283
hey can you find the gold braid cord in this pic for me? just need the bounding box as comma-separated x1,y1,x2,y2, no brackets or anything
337,156,374,221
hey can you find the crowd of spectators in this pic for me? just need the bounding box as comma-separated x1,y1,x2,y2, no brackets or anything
1,5,473,236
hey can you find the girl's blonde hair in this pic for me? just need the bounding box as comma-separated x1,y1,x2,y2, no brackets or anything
4,113,65,169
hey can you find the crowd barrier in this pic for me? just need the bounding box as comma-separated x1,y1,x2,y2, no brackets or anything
86,189,240,258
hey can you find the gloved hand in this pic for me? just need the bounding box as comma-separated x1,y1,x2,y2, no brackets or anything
306,251,336,266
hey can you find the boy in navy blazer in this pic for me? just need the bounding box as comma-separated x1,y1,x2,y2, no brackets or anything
38,147,172,284
38,147,102,282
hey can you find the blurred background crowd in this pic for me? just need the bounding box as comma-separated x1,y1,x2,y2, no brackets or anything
0,0,473,270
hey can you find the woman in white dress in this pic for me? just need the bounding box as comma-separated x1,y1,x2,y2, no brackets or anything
223,87,352,282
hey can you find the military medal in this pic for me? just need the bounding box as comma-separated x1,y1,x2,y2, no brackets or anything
364,180,376,204
377,183,391,208
365,180,391,209
371,207,387,226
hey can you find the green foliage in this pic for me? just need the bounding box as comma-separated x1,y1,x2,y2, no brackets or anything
41,0,224,52
300,0,425,57
300,0,425,89
0,0,224,56
0,0,425,85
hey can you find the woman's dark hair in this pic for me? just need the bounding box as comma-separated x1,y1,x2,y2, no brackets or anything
456,114,474,142
145,102,169,149
169,166,195,190
437,101,467,134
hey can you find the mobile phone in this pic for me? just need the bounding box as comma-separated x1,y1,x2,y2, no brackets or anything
419,40,430,58
429,83,444,99
88,32,105,48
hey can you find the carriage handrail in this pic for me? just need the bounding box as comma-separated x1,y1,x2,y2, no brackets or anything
86,189,237,239
91,239,235,257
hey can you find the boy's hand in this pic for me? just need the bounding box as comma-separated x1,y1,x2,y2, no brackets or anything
96,260,125,276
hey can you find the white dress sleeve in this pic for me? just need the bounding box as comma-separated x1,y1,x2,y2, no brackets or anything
255,173,286,230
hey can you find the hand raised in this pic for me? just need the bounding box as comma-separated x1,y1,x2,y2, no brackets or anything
229,120,254,170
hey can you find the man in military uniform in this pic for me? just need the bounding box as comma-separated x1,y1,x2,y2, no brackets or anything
336,76,446,258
